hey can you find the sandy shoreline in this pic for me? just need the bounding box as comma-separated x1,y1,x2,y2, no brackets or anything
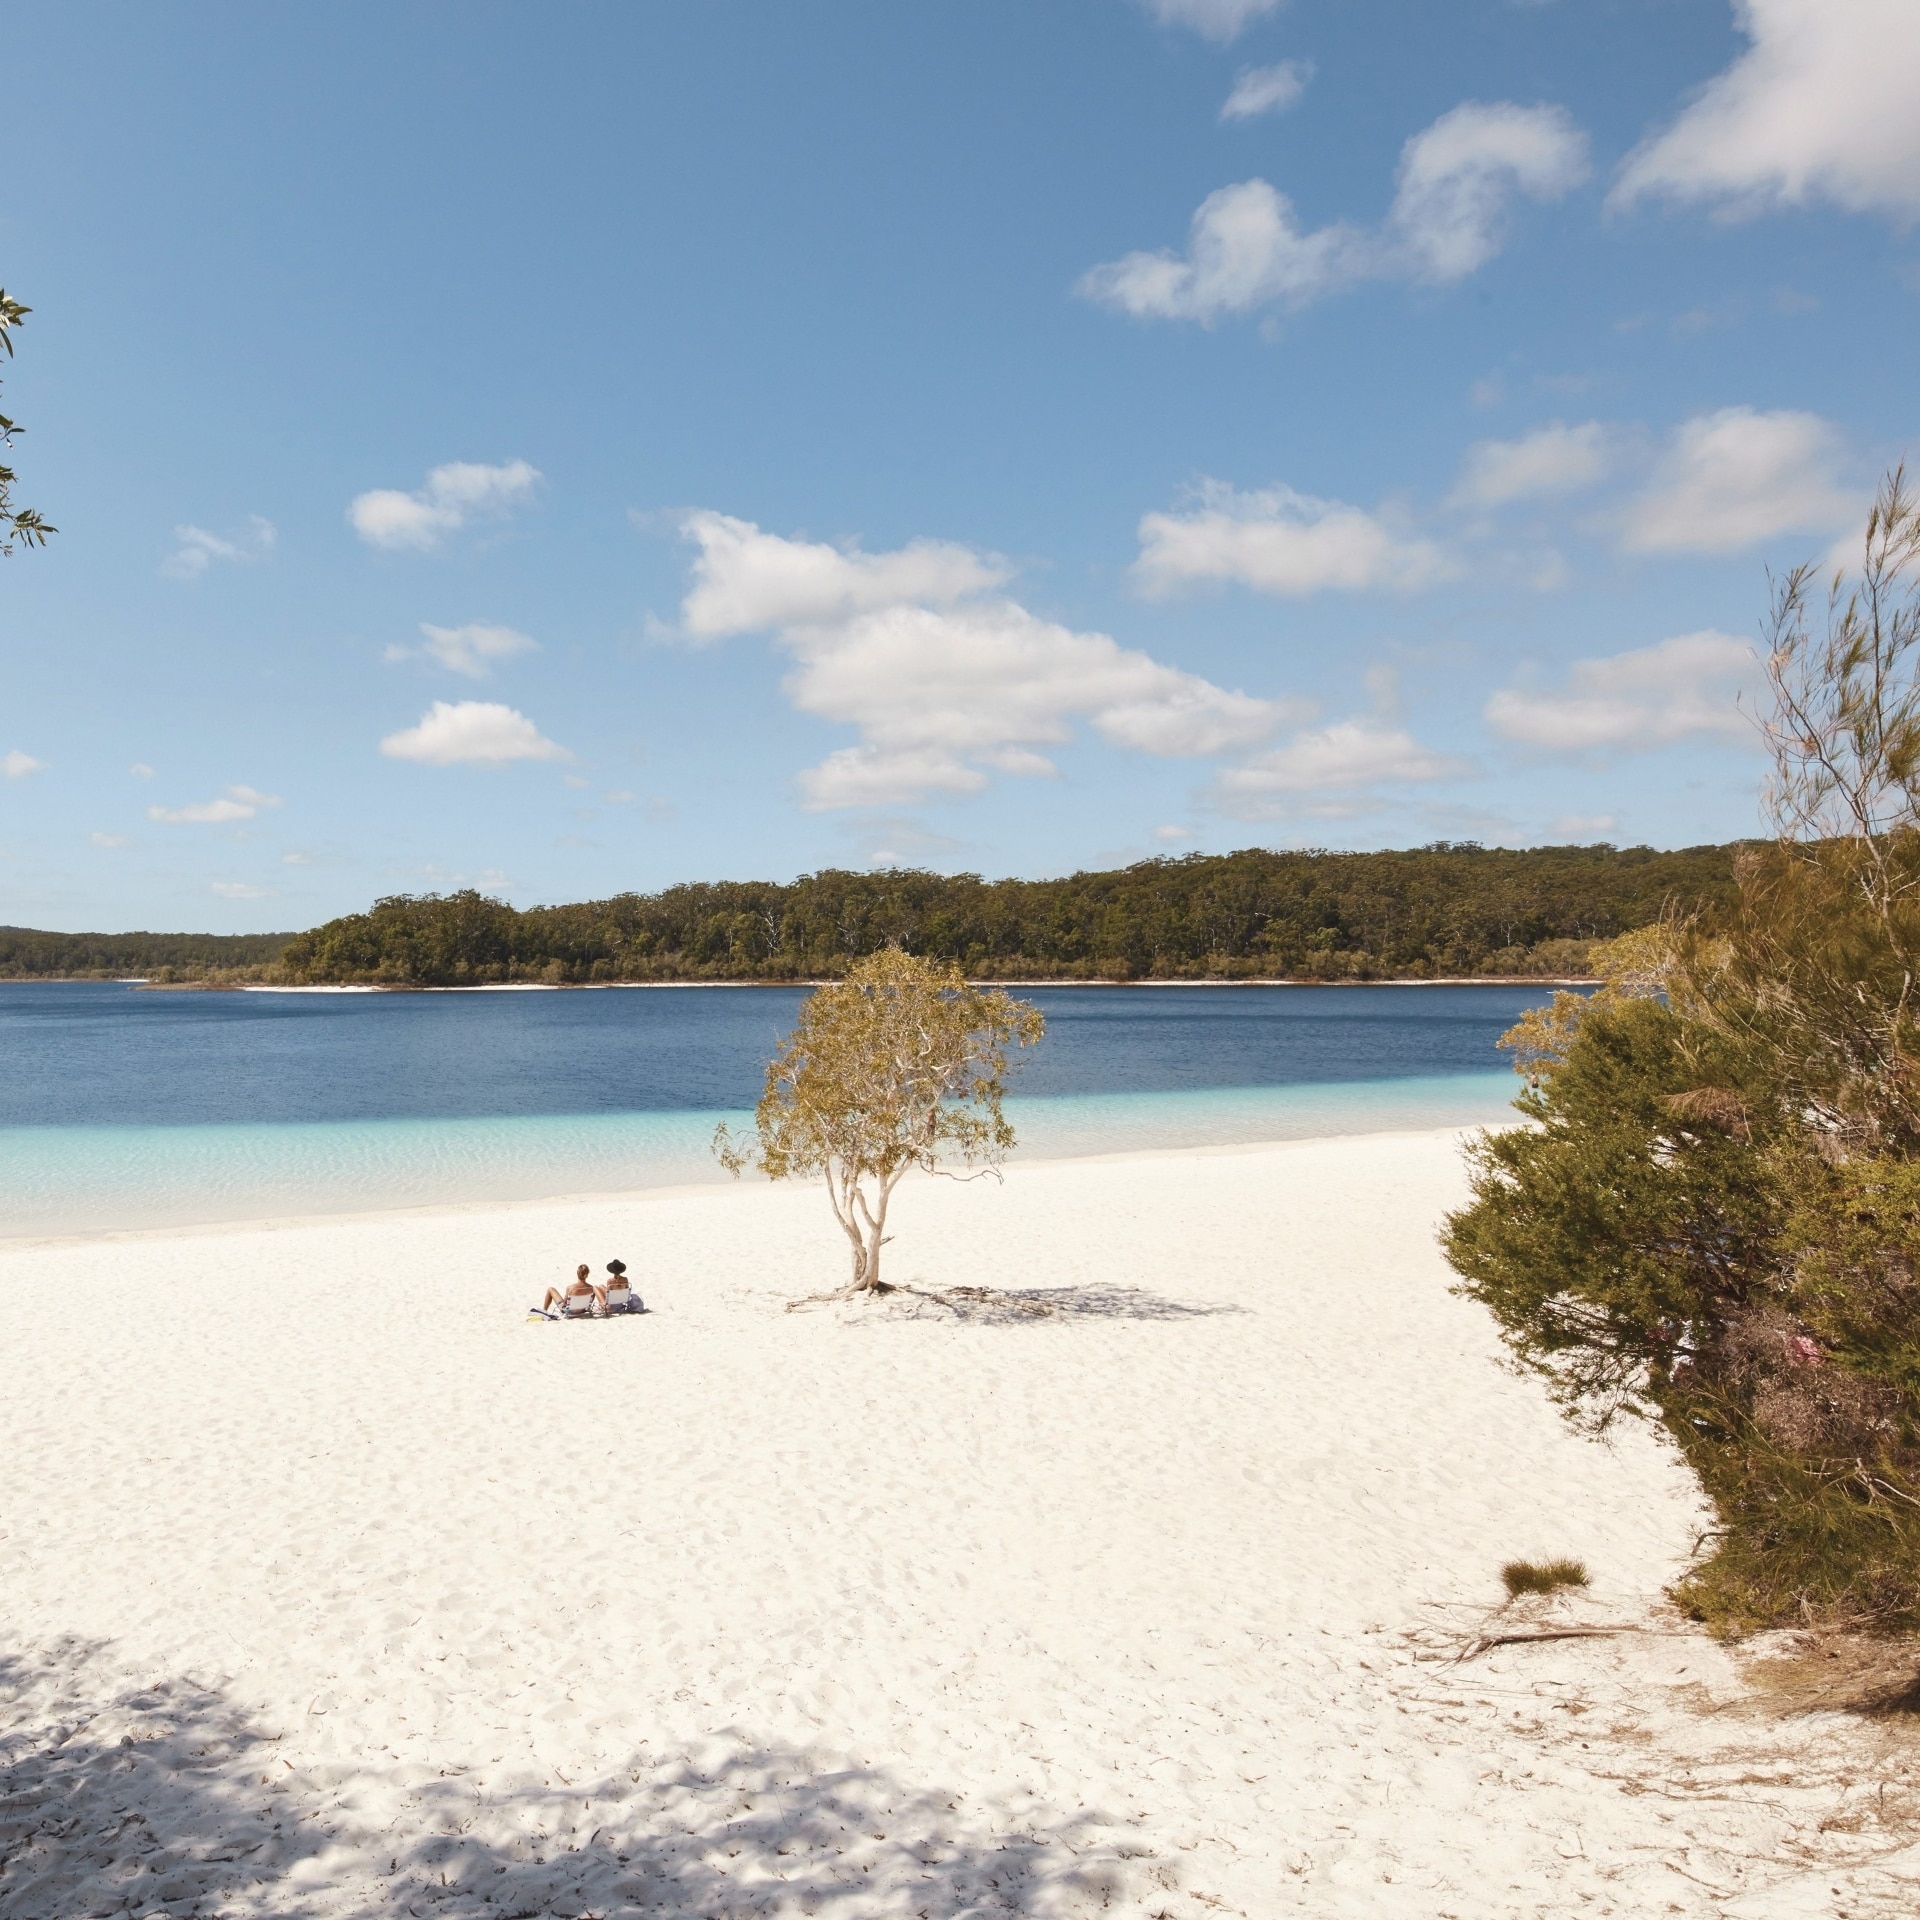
4,1131,1916,1916
0,1124,1475,1254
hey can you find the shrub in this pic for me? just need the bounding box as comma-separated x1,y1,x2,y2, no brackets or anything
1447,473,1920,1636
1443,992,1784,1428
1501,1558,1590,1599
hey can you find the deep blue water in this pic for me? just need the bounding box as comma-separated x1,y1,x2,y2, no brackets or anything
0,982,1555,1236
0,981,1552,1126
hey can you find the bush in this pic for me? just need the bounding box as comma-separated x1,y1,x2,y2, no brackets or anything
1443,992,1784,1427
1501,1558,1590,1599
1446,475,1920,1637
1447,988,1920,1632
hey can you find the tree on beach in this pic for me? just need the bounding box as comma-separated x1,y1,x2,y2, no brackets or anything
1445,471,1920,1635
0,290,56,556
713,947,1044,1295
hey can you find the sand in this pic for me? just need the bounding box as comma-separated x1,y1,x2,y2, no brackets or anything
3,1129,1917,1918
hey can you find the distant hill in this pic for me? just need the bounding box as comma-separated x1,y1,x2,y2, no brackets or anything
275,843,1744,986
0,925,297,980
0,843,1746,986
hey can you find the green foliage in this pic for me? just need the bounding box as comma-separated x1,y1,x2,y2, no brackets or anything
1670,1410,1920,1635
2,842,1738,986
0,925,294,981
1708,470,1920,1155
1445,473,1920,1636
1501,1558,1589,1599
270,843,1738,987
1695,833,1920,1154
0,290,55,556
714,949,1043,1292
1665,1156,1920,1632
1782,1159,1920,1411
280,891,523,986
1449,990,1920,1630
1445,993,1785,1426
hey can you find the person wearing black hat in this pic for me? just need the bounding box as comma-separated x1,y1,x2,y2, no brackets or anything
603,1259,639,1314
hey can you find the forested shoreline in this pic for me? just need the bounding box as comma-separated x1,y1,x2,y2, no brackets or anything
0,925,294,980
3,843,1739,985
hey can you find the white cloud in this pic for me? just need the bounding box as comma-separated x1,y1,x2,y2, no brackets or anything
349,460,541,552
678,511,1005,639
798,745,991,810
1221,60,1311,121
1389,102,1590,282
1552,814,1620,840
1080,179,1365,323
1133,482,1457,597
1154,824,1197,843
1145,0,1285,42
416,622,540,678
129,763,154,778
163,516,275,580
379,700,571,766
3,749,42,779
1614,0,1920,219
1618,407,1861,554
211,881,274,900
1451,421,1616,508
1080,101,1587,322
1485,631,1755,752
1216,721,1471,813
156,800,254,824
676,513,1298,809
281,851,314,865
91,832,129,848
146,784,282,825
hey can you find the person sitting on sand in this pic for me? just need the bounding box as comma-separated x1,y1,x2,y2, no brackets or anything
540,1264,603,1315
602,1259,635,1314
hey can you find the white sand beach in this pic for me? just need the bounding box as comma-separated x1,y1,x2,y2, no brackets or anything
3,1129,1917,1918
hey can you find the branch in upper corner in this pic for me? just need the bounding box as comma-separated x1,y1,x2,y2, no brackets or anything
0,290,55,556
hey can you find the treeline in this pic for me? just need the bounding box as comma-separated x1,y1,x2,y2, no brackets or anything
278,843,1739,986
0,925,294,981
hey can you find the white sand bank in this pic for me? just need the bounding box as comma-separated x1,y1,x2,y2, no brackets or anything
3,1129,1916,1917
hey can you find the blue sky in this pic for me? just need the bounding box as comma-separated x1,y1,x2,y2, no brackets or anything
3,0,1918,931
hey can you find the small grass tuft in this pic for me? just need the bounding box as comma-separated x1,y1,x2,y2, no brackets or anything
1501,1557,1591,1600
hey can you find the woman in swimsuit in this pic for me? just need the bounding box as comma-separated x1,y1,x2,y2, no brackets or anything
540,1264,603,1314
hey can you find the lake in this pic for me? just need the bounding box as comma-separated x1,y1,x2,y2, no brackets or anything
0,981,1556,1236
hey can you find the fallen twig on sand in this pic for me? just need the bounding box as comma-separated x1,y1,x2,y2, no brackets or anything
1452,1625,1634,1662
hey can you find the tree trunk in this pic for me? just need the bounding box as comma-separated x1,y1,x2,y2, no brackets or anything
849,1174,896,1291
823,1159,904,1294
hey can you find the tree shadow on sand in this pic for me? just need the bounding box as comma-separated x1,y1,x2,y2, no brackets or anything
1,1639,1161,1918
0,1637,336,1919
865,1282,1246,1327
397,1748,1147,1919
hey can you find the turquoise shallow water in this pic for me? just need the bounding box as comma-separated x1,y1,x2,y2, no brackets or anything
0,1072,1519,1239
